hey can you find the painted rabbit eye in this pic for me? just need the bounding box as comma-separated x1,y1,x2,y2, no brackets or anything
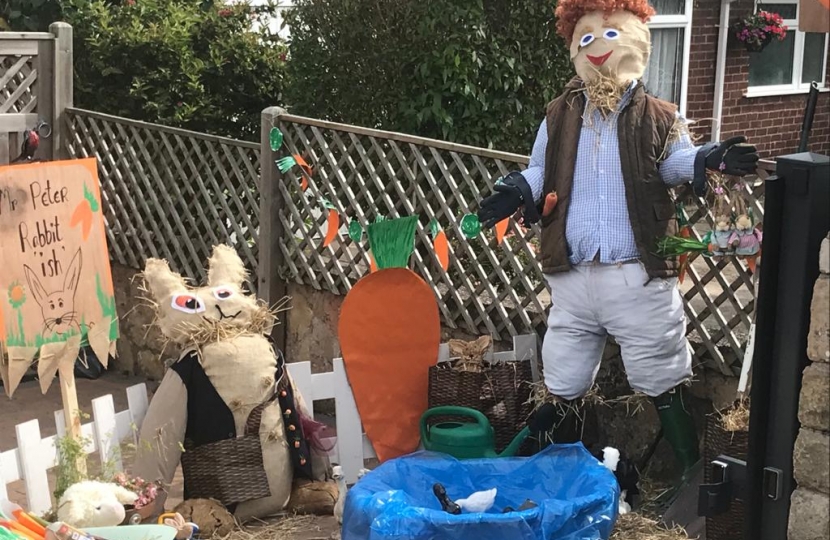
171,294,206,314
603,28,621,40
579,33,595,48
213,287,235,301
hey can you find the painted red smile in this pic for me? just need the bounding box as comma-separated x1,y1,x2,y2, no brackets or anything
587,51,613,66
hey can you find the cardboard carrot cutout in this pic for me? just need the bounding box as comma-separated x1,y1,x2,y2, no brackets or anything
495,219,509,245
320,199,339,247
429,219,450,271
339,216,441,461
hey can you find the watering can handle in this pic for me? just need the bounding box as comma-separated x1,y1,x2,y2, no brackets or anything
420,406,490,445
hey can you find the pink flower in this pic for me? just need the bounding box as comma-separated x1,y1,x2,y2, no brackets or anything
218,8,233,17
126,0,135,5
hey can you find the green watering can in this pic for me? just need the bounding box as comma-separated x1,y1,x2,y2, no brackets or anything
420,406,530,459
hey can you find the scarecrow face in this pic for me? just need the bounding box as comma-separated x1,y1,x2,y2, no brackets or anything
570,10,651,86
143,245,274,345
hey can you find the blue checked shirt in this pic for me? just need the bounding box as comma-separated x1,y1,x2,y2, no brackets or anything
522,82,699,265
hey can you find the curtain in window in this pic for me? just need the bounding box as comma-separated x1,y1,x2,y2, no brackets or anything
650,0,685,15
644,28,684,104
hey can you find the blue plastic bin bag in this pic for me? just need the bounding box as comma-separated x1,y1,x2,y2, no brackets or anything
342,443,619,540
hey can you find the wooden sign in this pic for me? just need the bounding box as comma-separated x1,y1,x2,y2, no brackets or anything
0,158,118,398
799,0,830,33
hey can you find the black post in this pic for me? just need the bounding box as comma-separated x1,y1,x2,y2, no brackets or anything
744,152,830,540
797,82,820,153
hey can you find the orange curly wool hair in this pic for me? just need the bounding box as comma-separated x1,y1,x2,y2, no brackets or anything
555,0,656,43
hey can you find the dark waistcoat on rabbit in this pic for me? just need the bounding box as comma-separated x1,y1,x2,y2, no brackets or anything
170,338,313,504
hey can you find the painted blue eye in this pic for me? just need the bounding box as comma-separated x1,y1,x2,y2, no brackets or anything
603,28,620,40
579,33,595,47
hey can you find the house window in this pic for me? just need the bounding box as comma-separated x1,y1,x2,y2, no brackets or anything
643,0,694,112
747,1,829,96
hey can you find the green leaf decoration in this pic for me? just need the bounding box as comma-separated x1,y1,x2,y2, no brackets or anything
654,235,710,258
366,216,419,270
374,215,387,223
276,156,297,173
460,213,481,238
269,127,284,152
83,183,100,212
320,198,336,210
348,219,363,242
429,219,440,238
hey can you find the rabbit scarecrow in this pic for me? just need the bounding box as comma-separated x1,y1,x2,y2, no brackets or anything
477,0,760,502
133,245,333,521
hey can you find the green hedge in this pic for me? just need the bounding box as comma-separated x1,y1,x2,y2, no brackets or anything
2,0,572,151
2,0,288,142
284,0,573,154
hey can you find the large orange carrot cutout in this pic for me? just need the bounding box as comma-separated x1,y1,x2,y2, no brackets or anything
339,216,441,462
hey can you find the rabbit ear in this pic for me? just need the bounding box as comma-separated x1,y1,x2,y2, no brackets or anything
207,244,247,288
24,265,48,307
63,248,83,298
143,258,187,300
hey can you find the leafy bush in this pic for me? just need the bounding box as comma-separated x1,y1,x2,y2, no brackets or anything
61,0,287,141
1,0,61,31
284,0,574,154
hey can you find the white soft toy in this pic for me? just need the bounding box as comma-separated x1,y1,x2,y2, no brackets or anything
57,480,139,528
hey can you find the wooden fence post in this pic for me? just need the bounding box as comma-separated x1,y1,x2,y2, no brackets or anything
259,107,289,352
50,22,73,161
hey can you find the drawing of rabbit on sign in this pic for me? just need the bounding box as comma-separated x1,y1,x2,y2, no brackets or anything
0,158,119,397
24,247,83,337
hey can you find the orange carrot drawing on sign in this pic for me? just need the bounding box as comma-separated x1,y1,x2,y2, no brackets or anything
69,183,100,241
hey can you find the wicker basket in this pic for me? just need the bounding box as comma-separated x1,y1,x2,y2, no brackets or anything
704,416,750,540
427,361,533,454
181,401,272,506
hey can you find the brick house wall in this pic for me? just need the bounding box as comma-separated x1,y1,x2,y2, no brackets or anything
788,234,830,540
685,0,830,158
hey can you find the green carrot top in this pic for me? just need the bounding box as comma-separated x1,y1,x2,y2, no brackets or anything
366,216,419,270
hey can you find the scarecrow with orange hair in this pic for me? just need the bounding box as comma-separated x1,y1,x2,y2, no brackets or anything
478,0,759,497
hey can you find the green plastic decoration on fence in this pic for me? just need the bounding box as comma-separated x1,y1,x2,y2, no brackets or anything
460,214,481,238
276,155,297,174
270,127,284,152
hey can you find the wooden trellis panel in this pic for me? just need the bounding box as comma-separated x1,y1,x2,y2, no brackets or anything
64,108,263,291
267,112,771,372
0,32,55,163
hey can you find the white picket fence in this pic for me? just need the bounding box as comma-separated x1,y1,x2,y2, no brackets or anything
0,385,149,514
1,334,538,512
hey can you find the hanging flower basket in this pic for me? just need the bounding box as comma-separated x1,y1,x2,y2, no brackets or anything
733,11,788,52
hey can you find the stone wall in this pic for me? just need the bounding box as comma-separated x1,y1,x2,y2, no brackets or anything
789,234,830,540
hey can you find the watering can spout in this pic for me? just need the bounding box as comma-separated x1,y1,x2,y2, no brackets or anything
498,426,531,457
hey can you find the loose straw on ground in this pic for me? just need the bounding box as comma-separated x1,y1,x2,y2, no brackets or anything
210,515,326,540
611,513,691,540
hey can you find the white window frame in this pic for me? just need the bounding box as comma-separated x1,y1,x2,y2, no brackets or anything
745,0,830,98
647,0,694,115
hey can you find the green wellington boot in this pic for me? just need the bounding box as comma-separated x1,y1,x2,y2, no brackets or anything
652,386,701,505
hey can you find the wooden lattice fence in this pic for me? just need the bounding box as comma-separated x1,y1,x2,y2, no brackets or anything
63,108,263,290
261,108,774,373
0,24,73,164
54,101,770,373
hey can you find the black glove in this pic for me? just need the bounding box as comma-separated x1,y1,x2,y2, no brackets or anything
704,136,759,176
478,172,540,229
